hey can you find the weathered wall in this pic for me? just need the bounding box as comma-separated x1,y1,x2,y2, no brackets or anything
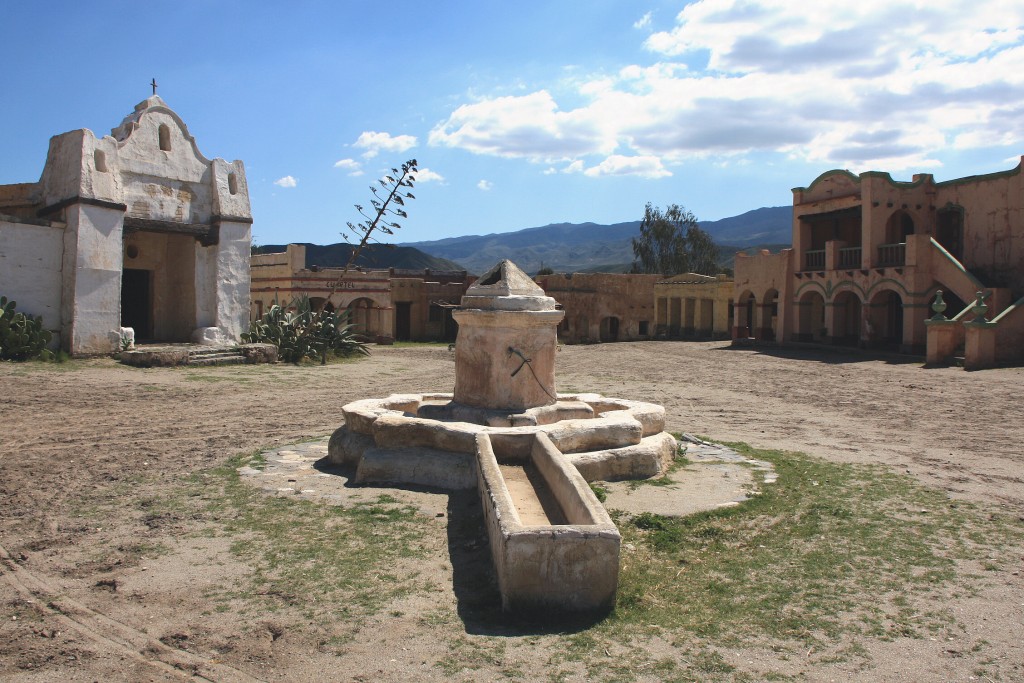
0,218,64,336
249,246,472,342
934,161,1024,296
62,203,124,354
537,273,659,344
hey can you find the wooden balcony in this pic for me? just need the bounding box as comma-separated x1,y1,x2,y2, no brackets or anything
877,243,906,267
838,247,862,269
804,249,825,271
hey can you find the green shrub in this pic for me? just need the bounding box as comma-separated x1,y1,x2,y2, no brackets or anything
0,296,54,361
242,295,368,364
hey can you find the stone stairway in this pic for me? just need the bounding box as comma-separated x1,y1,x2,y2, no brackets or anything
187,346,246,366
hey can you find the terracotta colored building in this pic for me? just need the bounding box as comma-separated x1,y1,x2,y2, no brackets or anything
535,272,660,343
734,158,1024,365
250,244,472,342
653,273,734,339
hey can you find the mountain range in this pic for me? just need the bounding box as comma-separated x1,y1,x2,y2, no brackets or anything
401,205,792,275
253,242,465,272
257,205,793,275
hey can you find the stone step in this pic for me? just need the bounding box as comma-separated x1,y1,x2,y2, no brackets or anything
189,355,247,366
187,347,246,366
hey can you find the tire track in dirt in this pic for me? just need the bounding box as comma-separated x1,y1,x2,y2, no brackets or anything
0,543,264,683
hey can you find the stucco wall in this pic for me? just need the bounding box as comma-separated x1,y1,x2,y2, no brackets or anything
0,218,64,336
63,203,124,354
934,166,1024,295
537,273,659,343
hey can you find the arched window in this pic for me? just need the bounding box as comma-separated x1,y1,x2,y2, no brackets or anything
94,149,108,172
228,172,238,195
158,124,171,151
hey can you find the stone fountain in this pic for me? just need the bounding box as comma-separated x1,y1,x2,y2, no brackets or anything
328,260,677,613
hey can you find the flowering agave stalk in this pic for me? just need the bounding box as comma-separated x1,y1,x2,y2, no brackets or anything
342,158,418,276
300,160,418,363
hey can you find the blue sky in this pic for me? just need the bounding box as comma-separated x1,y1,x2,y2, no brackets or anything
2,1,1022,246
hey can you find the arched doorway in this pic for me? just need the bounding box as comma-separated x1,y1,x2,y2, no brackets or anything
796,290,825,342
832,290,861,346
346,297,377,338
885,210,915,243
936,206,964,261
881,211,914,266
869,289,904,349
599,316,620,342
735,290,755,339
760,289,778,341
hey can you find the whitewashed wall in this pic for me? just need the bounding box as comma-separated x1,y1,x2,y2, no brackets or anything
0,219,64,340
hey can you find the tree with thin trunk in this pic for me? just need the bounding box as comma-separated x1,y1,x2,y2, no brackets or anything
631,202,719,276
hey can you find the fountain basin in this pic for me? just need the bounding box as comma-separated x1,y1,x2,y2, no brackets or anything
327,392,677,487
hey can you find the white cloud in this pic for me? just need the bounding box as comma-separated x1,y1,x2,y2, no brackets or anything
584,155,671,179
429,1,1024,173
477,179,493,191
274,175,297,188
333,158,363,176
563,160,585,174
633,12,652,30
353,131,417,159
429,90,611,162
415,167,445,183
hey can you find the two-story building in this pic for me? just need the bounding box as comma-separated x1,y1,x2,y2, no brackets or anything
734,158,1024,364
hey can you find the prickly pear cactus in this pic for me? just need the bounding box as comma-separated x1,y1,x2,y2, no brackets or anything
0,296,54,361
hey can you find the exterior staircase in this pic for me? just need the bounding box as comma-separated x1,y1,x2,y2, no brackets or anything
187,346,246,366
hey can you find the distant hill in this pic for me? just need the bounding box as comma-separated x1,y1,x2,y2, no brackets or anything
253,242,465,272
402,206,792,275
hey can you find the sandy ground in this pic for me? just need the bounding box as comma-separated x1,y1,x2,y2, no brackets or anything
1,341,1022,682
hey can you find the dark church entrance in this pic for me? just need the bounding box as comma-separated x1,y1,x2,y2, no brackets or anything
121,268,152,340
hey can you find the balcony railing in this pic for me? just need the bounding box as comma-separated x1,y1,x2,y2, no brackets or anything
804,249,825,270
877,243,906,267
838,247,862,269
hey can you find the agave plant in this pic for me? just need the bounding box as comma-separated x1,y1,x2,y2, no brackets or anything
242,295,367,364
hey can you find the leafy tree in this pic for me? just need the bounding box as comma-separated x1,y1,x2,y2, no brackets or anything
631,203,719,276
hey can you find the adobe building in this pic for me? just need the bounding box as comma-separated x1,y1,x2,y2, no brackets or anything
0,95,252,354
653,273,734,339
535,272,660,343
734,158,1024,366
250,244,472,342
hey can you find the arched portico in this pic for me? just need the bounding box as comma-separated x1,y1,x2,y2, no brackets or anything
757,288,778,341
830,290,862,346
867,289,904,350
795,289,826,342
733,290,756,339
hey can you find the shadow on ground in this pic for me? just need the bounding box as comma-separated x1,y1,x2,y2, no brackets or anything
311,458,606,636
716,341,924,366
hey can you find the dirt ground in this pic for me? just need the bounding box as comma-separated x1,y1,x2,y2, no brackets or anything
1,341,1022,682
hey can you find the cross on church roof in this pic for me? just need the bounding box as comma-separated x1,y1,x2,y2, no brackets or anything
150,78,158,95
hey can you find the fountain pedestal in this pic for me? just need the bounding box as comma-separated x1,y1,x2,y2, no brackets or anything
453,260,564,410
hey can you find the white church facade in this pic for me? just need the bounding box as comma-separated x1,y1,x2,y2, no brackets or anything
0,95,252,355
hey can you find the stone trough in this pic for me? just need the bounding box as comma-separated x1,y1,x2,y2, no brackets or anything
327,260,679,614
